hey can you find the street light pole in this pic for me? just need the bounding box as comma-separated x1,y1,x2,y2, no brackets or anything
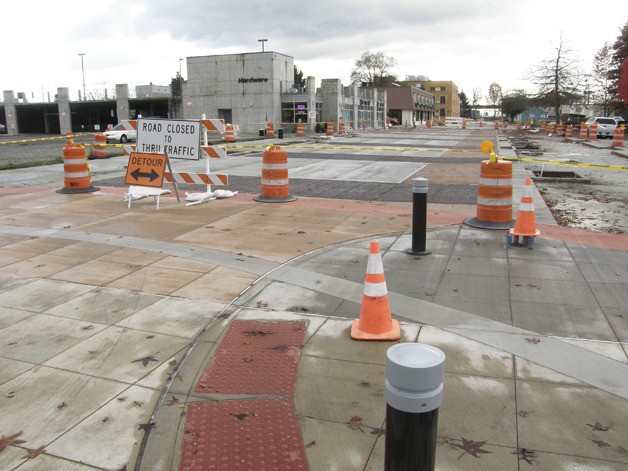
78,53,86,101
179,58,183,78
258,39,268,52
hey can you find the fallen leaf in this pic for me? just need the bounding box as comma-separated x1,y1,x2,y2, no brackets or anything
512,447,535,464
455,437,493,459
23,445,46,459
132,354,159,367
588,438,610,448
587,420,610,431
138,422,156,433
0,431,26,453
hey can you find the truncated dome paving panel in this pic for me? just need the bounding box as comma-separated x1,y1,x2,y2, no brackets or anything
194,320,307,395
179,399,308,471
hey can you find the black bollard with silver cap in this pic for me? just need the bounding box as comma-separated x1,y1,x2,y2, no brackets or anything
384,343,446,471
406,177,430,255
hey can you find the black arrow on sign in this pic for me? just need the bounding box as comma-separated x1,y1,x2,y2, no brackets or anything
130,168,160,182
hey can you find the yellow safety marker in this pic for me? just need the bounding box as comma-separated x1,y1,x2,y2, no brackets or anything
480,140,494,154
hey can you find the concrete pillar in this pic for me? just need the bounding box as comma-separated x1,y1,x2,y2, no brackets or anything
56,87,72,135
3,90,18,136
352,84,359,131
321,78,341,128
116,84,130,122
372,88,378,129
306,76,316,132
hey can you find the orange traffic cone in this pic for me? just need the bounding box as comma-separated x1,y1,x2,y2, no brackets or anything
509,179,540,238
351,241,401,341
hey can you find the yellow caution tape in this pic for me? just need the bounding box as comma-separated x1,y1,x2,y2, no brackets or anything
228,144,477,153
501,156,628,171
0,133,92,145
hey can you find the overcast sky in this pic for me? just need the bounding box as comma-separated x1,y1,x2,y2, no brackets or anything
3,1,627,103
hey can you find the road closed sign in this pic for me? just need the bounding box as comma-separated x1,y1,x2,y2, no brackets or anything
136,118,201,160
125,152,167,187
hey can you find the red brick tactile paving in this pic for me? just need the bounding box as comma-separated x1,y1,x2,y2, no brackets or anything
179,398,308,471
195,320,306,396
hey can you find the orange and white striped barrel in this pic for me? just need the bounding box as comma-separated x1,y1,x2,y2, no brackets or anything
517,122,521,130
579,124,588,139
503,121,508,129
589,123,598,141
265,122,275,138
549,123,556,134
338,122,346,135
92,133,107,158
427,120,432,128
326,122,334,136
224,124,235,142
556,123,563,135
461,120,467,130
612,126,625,147
56,143,99,194
494,121,499,130
465,159,513,229
479,121,483,128
565,125,573,138
541,122,546,132
296,122,304,137
254,146,296,203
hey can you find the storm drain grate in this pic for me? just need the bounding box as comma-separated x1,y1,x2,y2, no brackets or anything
194,320,307,396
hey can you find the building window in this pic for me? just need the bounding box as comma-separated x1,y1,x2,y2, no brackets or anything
440,96,446,104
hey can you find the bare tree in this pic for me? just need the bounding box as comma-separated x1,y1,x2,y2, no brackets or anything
350,51,397,86
527,33,581,122
590,42,613,115
488,82,503,117
471,88,482,118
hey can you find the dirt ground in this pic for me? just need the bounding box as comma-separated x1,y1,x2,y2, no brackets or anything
507,131,628,235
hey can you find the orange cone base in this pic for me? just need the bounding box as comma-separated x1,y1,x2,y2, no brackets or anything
509,228,540,237
351,319,400,341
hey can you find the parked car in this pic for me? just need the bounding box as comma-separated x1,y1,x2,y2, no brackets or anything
104,124,137,143
611,116,626,127
584,117,617,139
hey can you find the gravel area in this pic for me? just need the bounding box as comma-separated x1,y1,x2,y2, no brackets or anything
506,131,628,235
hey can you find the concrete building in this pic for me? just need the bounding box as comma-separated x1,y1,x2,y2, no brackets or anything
372,86,435,127
401,80,460,122
1,51,386,136
181,51,386,133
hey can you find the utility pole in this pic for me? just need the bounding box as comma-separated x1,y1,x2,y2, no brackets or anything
78,53,86,101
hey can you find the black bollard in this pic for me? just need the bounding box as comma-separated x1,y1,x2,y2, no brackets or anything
384,343,446,471
406,178,430,255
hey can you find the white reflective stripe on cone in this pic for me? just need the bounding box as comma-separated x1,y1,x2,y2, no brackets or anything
364,281,387,297
519,202,535,211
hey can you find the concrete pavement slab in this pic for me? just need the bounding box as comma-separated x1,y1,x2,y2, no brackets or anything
45,385,160,470
43,327,191,384
0,278,93,312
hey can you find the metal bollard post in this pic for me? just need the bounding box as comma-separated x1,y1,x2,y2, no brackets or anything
406,177,431,255
384,343,446,471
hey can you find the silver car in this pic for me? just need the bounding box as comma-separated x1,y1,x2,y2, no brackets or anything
104,124,137,143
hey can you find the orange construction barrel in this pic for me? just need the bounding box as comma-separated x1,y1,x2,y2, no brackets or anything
254,146,296,203
464,159,513,229
57,142,100,194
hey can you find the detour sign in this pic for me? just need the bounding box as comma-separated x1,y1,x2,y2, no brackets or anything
125,152,167,187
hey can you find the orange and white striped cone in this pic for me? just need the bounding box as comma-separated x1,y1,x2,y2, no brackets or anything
351,241,401,341
509,179,540,238
612,127,624,147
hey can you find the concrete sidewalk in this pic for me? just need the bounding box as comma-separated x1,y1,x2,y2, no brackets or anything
0,166,627,469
